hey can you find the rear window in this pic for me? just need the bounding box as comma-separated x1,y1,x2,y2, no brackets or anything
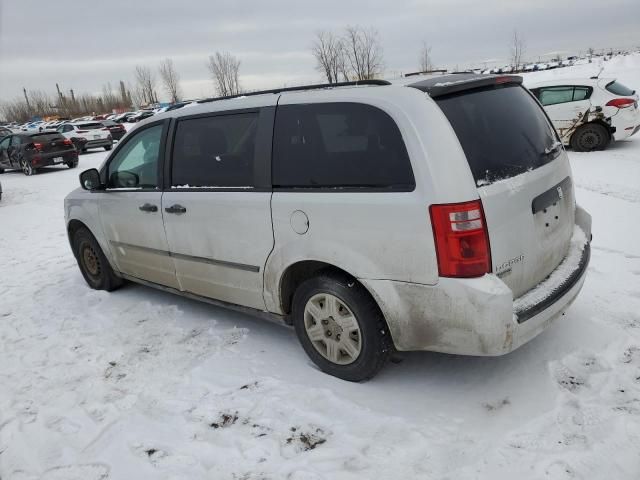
272,103,414,189
435,84,559,186
31,133,64,142
77,123,103,130
605,80,635,96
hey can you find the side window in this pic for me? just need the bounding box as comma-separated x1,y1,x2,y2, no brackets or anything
538,87,575,106
573,87,591,101
107,124,163,189
272,103,414,189
0,137,10,150
171,112,258,187
10,136,22,147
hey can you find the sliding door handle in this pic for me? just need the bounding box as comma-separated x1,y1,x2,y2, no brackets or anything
165,204,187,214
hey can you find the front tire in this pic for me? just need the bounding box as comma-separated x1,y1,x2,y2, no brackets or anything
20,158,35,176
570,123,610,152
73,227,123,291
292,272,392,382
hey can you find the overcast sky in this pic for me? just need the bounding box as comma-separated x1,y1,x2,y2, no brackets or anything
1,0,638,102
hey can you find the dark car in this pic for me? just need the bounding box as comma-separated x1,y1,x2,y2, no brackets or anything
129,110,155,122
101,120,126,141
0,127,12,139
0,132,78,176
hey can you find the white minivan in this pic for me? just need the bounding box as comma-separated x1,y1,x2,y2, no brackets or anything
65,75,591,381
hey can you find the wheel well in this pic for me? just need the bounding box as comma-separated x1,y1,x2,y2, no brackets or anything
574,120,613,137
279,261,357,317
66,219,89,253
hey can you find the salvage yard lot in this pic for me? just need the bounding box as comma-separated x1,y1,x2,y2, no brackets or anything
1,55,640,479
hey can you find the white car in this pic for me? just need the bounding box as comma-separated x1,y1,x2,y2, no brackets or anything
65,75,591,381
57,122,113,152
527,77,639,151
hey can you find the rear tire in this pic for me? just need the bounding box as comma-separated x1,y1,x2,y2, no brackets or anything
20,158,35,176
73,227,123,291
570,123,610,152
67,160,78,169
291,271,393,382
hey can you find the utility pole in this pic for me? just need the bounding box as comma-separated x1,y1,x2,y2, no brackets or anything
23,87,32,113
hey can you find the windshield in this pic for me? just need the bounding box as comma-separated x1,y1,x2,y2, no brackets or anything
435,84,560,185
31,133,64,142
77,123,103,130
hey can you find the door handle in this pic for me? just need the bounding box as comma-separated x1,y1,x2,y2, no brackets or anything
139,203,158,212
165,204,187,214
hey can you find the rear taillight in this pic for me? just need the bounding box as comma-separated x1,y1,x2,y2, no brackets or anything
605,98,636,108
33,142,43,151
429,200,491,278
76,130,88,134
63,138,73,146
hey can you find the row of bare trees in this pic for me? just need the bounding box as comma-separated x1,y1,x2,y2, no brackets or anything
312,26,385,82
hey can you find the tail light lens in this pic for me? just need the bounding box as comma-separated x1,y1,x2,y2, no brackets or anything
63,138,73,146
430,200,491,278
32,142,43,151
605,98,636,108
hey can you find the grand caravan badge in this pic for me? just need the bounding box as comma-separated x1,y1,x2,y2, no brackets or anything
496,254,525,277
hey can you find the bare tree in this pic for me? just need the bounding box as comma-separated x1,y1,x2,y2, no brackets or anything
134,65,157,105
207,52,242,96
587,47,595,57
312,30,345,83
419,42,433,72
159,58,182,103
342,26,384,80
510,30,525,71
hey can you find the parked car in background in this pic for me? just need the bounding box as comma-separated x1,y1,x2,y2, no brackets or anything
101,120,126,141
129,110,155,122
113,112,135,123
66,75,591,381
0,127,12,139
57,122,113,152
0,179,2,201
0,131,78,175
528,78,639,151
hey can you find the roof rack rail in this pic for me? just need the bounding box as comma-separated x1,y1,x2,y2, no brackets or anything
197,79,391,104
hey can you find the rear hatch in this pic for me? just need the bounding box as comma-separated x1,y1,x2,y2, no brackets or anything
30,133,74,155
77,122,110,140
416,76,575,298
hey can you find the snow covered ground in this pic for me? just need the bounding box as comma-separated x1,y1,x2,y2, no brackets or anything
1,55,640,479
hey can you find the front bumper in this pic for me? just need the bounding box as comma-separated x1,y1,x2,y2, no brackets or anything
361,206,592,355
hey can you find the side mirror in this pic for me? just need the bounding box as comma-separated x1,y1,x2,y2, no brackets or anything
109,171,140,188
79,168,102,191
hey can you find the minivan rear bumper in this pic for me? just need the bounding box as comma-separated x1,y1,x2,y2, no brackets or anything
361,205,591,355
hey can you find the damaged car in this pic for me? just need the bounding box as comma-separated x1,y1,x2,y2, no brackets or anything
528,78,639,151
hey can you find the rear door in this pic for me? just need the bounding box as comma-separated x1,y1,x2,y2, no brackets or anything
435,83,575,298
97,120,180,289
533,86,592,142
161,105,275,310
